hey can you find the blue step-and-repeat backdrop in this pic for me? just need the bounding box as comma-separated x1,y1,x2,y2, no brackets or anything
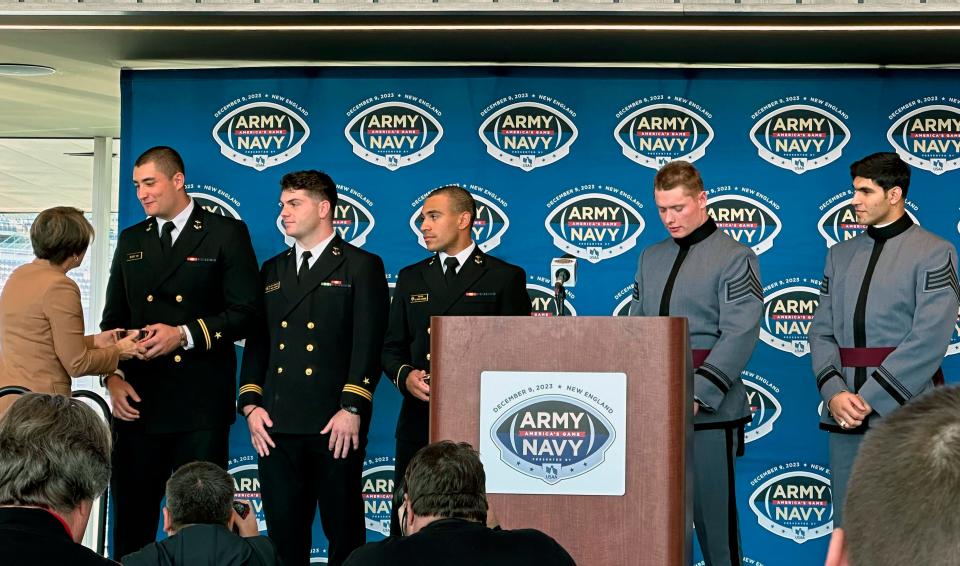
121,66,960,565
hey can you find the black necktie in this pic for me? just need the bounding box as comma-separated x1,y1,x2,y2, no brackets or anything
444,257,460,285
298,251,312,282
160,222,175,254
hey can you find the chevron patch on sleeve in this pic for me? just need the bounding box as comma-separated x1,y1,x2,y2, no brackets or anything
924,256,960,303
819,275,830,296
726,261,763,303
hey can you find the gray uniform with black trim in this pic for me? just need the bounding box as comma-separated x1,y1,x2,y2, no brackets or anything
629,219,762,566
810,216,959,525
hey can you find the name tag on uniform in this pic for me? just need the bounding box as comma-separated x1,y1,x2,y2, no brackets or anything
265,281,281,293
126,252,143,262
411,293,429,303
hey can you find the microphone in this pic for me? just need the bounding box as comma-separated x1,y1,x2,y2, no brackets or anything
551,258,578,316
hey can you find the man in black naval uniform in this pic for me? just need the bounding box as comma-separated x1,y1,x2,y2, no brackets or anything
101,146,261,559
238,170,389,566
629,161,762,566
382,185,530,534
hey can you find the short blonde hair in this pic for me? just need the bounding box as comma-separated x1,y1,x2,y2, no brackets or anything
654,161,704,196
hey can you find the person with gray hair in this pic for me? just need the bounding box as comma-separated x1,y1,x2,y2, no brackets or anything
0,393,115,565
121,461,281,566
824,386,960,566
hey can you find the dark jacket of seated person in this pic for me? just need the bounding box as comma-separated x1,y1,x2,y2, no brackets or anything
121,462,281,566
344,441,575,566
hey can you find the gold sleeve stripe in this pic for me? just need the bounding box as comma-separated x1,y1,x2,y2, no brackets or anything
197,318,212,351
239,384,263,395
342,384,373,402
395,364,414,384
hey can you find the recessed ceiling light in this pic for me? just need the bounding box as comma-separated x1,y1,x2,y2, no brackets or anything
0,64,56,77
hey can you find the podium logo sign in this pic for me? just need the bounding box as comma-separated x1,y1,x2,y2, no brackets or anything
706,187,782,256
760,279,821,357
479,371,627,496
742,370,782,444
818,192,920,248
749,466,833,543
213,97,310,171
614,98,714,170
545,188,645,264
887,102,960,175
750,102,850,174
490,395,614,485
478,96,578,171
277,185,374,248
410,185,510,252
362,456,395,539
345,97,443,170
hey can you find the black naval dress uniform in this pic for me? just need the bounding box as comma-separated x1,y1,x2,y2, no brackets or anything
382,245,530,533
101,203,261,559
238,234,389,566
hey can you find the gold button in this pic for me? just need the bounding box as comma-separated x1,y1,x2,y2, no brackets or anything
305,368,313,376
307,322,315,330
279,343,285,350
147,295,154,302
175,295,183,303
281,321,288,328
426,353,431,361
277,367,284,374
306,344,314,352
174,355,182,363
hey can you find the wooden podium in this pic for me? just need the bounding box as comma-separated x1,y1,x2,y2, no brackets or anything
430,316,691,566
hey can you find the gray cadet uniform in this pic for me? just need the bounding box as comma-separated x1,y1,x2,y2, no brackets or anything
629,218,762,566
810,214,959,526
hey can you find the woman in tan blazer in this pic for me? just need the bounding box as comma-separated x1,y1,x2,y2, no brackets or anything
0,207,141,415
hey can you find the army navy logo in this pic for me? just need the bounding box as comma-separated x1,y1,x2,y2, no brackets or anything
362,456,395,538
478,98,578,171
615,99,714,169
490,394,615,485
228,458,267,532
750,101,850,174
817,192,920,247
528,278,576,317
545,187,645,264
760,279,820,357
186,184,241,220
749,465,833,543
344,98,443,170
410,185,509,252
213,98,310,172
887,102,960,175
742,370,782,444
706,187,782,256
276,184,374,248
612,284,634,316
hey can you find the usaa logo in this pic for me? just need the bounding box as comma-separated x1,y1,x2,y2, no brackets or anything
409,184,509,252
528,275,576,317
212,96,310,172
750,100,850,174
760,278,821,357
749,464,833,544
344,95,443,171
706,186,782,256
478,95,578,171
228,457,267,533
887,100,960,175
614,96,715,170
544,184,645,264
490,394,615,484
276,184,375,248
186,183,241,220
742,370,782,444
362,456,395,539
817,191,920,247
611,284,634,316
